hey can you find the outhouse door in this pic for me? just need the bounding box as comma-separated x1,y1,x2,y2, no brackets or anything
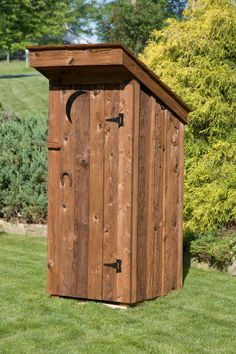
47,82,137,304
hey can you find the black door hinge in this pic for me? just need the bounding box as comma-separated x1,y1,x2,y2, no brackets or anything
104,259,122,273
105,113,124,128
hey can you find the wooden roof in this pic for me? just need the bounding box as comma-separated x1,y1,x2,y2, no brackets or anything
27,43,190,124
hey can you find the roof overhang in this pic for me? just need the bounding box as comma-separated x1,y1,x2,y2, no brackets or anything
27,43,190,124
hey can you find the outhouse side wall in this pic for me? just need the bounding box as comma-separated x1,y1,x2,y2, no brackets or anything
135,86,184,303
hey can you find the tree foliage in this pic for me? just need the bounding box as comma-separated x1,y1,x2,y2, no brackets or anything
141,0,236,234
0,0,73,52
67,0,96,40
94,0,187,54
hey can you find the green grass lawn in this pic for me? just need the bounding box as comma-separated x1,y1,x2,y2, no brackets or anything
0,233,235,354
0,61,48,115
0,61,35,74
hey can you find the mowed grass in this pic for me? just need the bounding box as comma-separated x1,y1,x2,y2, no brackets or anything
0,61,48,115
0,233,235,354
0,61,35,74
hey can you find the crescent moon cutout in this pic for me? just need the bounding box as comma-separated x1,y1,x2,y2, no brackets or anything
66,90,87,123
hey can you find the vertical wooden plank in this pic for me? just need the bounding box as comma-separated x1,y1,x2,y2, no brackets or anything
130,80,140,304
48,86,60,145
73,87,90,298
176,122,184,289
47,149,60,294
163,111,180,294
162,110,170,296
152,103,165,297
47,87,61,294
87,86,104,300
136,89,149,302
116,82,134,303
145,95,156,299
169,114,180,291
58,88,75,296
103,85,120,302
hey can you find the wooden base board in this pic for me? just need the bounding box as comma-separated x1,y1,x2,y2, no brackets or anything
102,303,128,310
50,294,130,308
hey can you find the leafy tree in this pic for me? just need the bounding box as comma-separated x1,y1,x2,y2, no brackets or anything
0,0,73,53
140,0,236,234
94,0,187,54
68,0,96,41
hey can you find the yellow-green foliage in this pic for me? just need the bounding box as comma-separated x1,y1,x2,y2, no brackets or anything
141,0,236,234
185,137,236,232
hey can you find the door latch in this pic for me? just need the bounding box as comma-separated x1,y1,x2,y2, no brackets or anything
105,113,124,128
104,259,122,273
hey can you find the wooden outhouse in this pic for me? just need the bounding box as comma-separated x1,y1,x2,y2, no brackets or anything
28,44,190,304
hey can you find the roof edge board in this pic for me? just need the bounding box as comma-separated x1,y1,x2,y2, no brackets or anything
122,52,188,124
27,43,190,123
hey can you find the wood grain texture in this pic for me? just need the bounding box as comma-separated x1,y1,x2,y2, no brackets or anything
162,111,182,295
162,110,172,295
30,48,123,68
87,86,104,300
176,122,184,289
73,87,90,298
116,82,133,303
48,87,60,145
130,80,140,304
46,81,185,304
145,95,156,299
136,89,149,302
47,87,61,295
153,103,166,297
102,85,120,302
47,149,60,294
135,89,185,302
58,88,75,296
49,87,91,298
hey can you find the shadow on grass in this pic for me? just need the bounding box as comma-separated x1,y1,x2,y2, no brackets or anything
183,252,191,284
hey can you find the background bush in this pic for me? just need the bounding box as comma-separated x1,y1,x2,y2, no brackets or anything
190,230,236,269
0,112,47,223
141,0,236,237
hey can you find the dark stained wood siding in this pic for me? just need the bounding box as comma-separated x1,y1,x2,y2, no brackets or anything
87,86,104,300
136,87,184,302
136,89,149,302
73,88,90,297
47,88,61,295
102,84,120,301
116,82,134,303
47,81,185,305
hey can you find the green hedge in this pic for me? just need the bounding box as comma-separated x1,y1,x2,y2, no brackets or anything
0,112,47,223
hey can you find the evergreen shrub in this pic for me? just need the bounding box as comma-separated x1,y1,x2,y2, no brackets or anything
0,112,47,223
141,0,236,236
190,230,236,269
